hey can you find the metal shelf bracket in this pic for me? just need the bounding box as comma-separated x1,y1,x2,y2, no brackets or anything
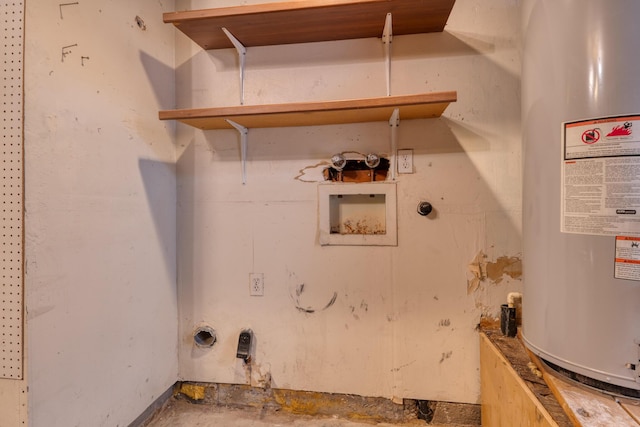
226,119,249,184
222,27,247,105
389,108,400,180
382,13,393,96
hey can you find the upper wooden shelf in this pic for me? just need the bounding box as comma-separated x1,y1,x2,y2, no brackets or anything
159,92,457,130
164,0,456,50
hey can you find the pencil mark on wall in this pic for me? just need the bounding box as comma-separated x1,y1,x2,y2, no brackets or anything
81,56,89,66
292,283,313,313
61,44,77,62
439,351,453,363
290,282,337,314
350,299,369,320
59,2,79,20
391,360,416,372
323,292,338,310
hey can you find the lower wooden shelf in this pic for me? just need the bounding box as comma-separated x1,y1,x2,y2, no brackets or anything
159,92,457,130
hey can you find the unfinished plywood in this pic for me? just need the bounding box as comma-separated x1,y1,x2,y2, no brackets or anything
525,342,640,427
0,0,24,380
542,369,639,427
164,0,456,50
480,333,558,427
159,92,457,130
620,399,640,424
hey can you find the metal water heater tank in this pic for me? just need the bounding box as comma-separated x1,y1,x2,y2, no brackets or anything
522,0,640,395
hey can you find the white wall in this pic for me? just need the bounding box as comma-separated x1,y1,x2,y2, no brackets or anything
24,2,178,426
176,0,522,404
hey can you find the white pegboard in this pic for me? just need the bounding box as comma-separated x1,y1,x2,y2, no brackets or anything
0,0,24,379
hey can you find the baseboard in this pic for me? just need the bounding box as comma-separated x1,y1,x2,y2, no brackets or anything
128,384,175,427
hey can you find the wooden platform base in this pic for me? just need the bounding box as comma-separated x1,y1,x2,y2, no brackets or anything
480,327,640,427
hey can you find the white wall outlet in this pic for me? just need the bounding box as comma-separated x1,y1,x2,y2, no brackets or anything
250,273,264,296
397,149,413,174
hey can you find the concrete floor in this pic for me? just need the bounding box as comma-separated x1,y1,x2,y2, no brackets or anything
144,399,456,427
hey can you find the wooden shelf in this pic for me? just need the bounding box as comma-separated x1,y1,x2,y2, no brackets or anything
159,92,457,130
162,1,458,132
164,0,456,50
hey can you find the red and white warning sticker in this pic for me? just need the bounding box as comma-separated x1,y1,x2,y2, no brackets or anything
615,236,640,280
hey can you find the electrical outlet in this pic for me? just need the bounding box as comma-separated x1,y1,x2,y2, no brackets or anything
397,149,413,173
250,273,264,296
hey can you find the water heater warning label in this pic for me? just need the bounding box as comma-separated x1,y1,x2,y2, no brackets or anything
615,236,640,281
561,115,640,236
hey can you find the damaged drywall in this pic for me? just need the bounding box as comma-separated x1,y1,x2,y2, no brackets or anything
467,250,522,294
294,151,390,183
176,0,522,406
486,256,522,283
467,250,523,318
294,161,330,182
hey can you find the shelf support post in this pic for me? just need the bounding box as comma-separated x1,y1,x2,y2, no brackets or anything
389,108,400,180
226,119,249,184
382,13,393,96
222,27,247,105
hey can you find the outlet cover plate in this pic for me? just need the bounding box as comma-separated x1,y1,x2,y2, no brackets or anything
250,273,264,296
397,149,413,174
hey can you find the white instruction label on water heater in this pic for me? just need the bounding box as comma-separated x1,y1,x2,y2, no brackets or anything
615,236,640,281
561,115,640,236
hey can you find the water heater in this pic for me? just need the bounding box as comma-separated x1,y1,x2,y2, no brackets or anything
522,0,640,395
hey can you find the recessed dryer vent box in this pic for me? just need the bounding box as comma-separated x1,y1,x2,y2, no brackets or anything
318,182,397,246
